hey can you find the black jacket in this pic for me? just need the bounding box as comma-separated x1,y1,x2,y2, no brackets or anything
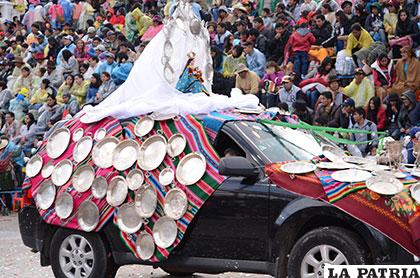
267,30,290,63
311,22,336,47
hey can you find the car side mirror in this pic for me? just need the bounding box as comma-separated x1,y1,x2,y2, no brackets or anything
218,156,260,178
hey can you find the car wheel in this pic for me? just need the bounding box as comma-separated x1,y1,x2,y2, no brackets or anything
161,267,194,277
50,228,117,278
287,227,369,278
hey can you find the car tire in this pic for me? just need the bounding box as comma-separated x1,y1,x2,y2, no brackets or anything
161,267,194,277
287,226,369,278
50,228,117,278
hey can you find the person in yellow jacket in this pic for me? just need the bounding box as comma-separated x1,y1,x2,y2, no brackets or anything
342,68,375,108
70,74,90,105
57,75,74,105
125,6,152,42
30,79,54,109
345,23,373,67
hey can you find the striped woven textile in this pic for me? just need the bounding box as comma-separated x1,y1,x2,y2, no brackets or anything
316,169,419,203
26,113,225,262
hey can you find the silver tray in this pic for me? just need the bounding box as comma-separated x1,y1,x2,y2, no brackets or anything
164,64,175,83
280,161,316,174
153,216,178,249
106,176,128,207
316,161,353,170
72,164,95,193
357,163,390,172
35,181,56,210
47,127,71,159
73,136,93,163
164,188,188,220
343,156,369,165
72,128,84,142
136,232,155,260
116,203,143,234
92,137,119,169
189,18,201,35
126,169,144,191
91,176,107,199
411,168,420,178
366,176,403,195
331,169,372,183
150,112,178,121
322,145,347,163
94,128,106,141
55,192,73,219
167,133,186,157
41,160,54,178
137,135,167,171
51,159,73,186
134,116,155,137
26,154,43,178
77,200,99,232
176,152,206,185
112,140,139,171
410,183,420,203
135,184,157,218
159,168,174,186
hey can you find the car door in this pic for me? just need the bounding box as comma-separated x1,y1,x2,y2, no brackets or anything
181,176,270,261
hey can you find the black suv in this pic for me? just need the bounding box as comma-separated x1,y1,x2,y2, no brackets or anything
19,120,417,278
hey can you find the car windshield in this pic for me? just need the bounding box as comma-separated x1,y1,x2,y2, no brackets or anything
232,121,337,163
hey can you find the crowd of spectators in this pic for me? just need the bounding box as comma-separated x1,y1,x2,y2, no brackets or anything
0,0,418,164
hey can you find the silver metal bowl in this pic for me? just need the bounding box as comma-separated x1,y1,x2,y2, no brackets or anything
112,140,140,171
126,169,144,191
72,128,84,142
41,160,54,179
135,184,157,218
167,133,186,157
159,168,174,186
116,203,143,234
135,232,155,260
106,176,128,207
92,137,119,169
35,180,56,210
73,136,93,163
72,164,95,193
152,216,178,249
137,135,167,171
91,176,108,199
175,152,206,185
164,188,188,220
134,116,155,137
77,200,99,232
47,127,71,159
55,192,73,219
51,159,73,186
26,154,43,178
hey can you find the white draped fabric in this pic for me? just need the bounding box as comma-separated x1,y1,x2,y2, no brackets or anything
80,1,259,123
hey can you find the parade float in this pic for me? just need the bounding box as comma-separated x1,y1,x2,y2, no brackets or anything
20,0,420,268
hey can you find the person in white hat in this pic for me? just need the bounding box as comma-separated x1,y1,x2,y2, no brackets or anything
82,26,97,46
56,35,76,66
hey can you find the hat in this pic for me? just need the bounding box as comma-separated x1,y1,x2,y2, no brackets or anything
152,15,162,22
235,64,249,74
341,0,352,8
401,90,416,103
87,26,96,34
328,75,339,83
0,138,8,151
36,32,44,38
388,93,399,101
104,51,115,58
0,32,4,37
370,2,381,10
232,3,247,13
33,52,45,60
5,53,15,60
343,98,355,107
106,30,115,36
354,68,364,75
94,44,106,51
63,35,73,42
218,5,228,13
13,56,24,64
281,75,292,83
62,92,71,98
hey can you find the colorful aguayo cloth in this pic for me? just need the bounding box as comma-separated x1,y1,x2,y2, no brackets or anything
24,114,225,262
265,162,420,256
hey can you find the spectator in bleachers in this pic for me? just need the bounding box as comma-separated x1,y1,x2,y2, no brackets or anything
342,68,375,107
366,96,386,131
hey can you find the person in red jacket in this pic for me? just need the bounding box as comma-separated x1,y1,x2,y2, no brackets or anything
284,23,316,82
370,53,395,102
366,96,386,131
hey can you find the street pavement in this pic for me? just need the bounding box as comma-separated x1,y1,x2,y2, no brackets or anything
0,213,270,278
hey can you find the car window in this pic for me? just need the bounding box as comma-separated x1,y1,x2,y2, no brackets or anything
231,121,323,163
